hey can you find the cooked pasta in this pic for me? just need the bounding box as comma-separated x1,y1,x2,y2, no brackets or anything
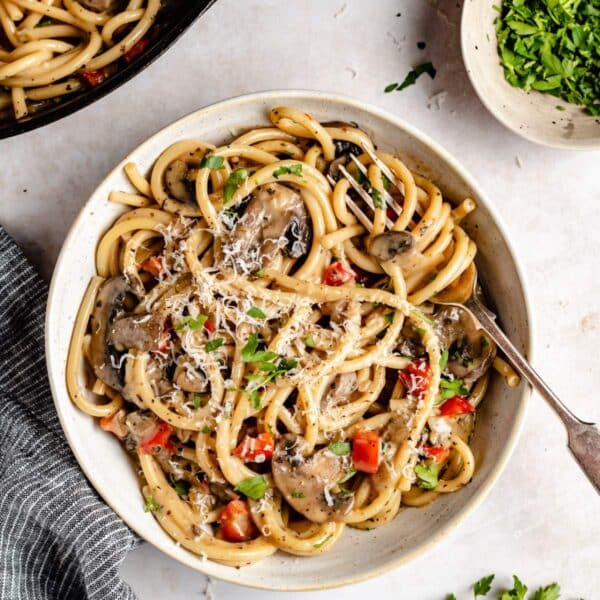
66,106,517,565
0,0,160,121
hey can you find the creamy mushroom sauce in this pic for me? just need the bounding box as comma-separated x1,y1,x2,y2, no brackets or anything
66,107,516,565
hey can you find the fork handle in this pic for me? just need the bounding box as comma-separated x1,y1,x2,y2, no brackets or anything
466,298,600,494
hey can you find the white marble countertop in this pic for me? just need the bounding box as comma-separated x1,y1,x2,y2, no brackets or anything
1,1,599,598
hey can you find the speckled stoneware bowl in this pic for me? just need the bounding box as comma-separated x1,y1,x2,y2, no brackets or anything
46,91,532,590
461,0,600,150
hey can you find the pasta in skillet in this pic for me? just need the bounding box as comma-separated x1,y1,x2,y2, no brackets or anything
0,0,159,121
66,106,519,565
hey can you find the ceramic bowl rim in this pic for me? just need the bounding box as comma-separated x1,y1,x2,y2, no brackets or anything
45,89,533,591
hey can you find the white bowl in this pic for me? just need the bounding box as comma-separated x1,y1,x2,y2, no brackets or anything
461,1,600,150
46,90,532,590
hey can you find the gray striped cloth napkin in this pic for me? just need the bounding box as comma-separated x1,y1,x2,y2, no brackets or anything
0,227,140,600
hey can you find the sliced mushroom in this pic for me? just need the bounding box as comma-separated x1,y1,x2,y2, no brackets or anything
175,364,209,393
322,372,358,410
227,183,310,264
79,0,123,11
435,305,496,382
272,434,354,523
367,231,415,263
89,276,130,391
165,159,198,205
109,312,163,352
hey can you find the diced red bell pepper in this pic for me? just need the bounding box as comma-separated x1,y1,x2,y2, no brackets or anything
423,445,450,463
140,256,164,278
123,37,150,64
204,318,216,334
218,499,257,542
398,358,431,401
80,68,107,88
323,261,356,286
438,395,474,417
233,432,274,463
100,409,127,439
139,420,174,454
352,430,380,474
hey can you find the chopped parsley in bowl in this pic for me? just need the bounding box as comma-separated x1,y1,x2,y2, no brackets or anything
495,0,599,115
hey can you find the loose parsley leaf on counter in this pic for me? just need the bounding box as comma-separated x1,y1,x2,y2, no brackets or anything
531,583,560,600
385,62,436,93
473,574,495,597
495,0,600,115
500,575,528,600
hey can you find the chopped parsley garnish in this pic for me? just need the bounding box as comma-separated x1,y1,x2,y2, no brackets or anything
249,389,261,409
473,574,495,597
143,495,161,512
199,155,224,169
291,489,305,498
446,595,457,600
247,306,266,319
385,62,436,93
411,307,436,326
439,348,449,370
201,425,211,434
495,0,600,115
328,440,351,456
241,334,297,395
500,575,528,600
173,481,190,497
241,334,278,363
255,268,266,276
371,188,384,209
440,377,468,400
273,164,303,178
338,468,357,483
193,394,208,409
384,312,395,324
304,335,316,348
205,338,224,352
175,314,208,331
414,462,439,489
313,534,333,549
38,17,53,26
234,475,267,500
223,168,248,204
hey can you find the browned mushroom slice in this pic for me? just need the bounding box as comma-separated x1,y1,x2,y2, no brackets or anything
435,305,496,382
227,183,310,264
79,0,123,12
272,435,354,523
109,312,163,352
175,364,209,393
88,276,130,391
165,159,198,205
367,231,415,262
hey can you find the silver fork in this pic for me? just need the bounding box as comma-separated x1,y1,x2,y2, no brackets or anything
334,145,600,494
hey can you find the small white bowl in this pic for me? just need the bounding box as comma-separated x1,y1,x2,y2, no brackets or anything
461,1,600,150
46,91,532,590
